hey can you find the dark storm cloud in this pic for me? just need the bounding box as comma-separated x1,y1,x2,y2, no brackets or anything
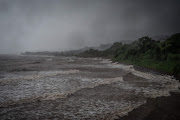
0,0,179,54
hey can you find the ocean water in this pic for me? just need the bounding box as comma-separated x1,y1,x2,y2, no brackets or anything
0,55,179,119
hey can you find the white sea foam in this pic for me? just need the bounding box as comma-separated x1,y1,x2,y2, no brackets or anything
0,70,79,84
0,76,124,107
45,58,52,61
102,59,180,98
1,57,180,119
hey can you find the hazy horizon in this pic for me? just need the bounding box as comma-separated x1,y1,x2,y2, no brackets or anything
0,0,180,54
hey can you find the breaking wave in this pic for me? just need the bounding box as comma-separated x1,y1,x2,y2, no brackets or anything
0,57,180,119
0,70,79,85
0,76,123,107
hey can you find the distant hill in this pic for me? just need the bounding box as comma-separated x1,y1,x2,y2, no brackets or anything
151,35,170,41
119,40,135,44
21,44,112,56
93,44,112,51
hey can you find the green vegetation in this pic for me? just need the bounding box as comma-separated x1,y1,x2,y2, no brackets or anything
78,33,180,79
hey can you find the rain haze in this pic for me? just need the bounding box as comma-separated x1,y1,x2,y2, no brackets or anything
0,0,180,54
1,1,180,119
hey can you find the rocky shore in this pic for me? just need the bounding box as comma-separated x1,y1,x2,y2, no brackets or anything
134,65,180,81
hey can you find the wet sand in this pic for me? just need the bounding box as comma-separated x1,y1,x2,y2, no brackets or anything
119,92,180,120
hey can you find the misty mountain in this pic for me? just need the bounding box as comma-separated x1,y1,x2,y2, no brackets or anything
22,43,112,56
151,35,171,41
81,44,112,51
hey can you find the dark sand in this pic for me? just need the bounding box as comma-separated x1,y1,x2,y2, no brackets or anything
118,92,180,120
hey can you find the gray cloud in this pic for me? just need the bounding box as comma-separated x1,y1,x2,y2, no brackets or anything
0,0,179,54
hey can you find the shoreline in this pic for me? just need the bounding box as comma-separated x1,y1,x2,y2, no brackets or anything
133,65,180,81
96,58,180,119
113,60,180,120
79,56,180,81
1,56,180,119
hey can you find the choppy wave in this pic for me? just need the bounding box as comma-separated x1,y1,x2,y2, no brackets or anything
0,70,79,85
0,76,123,107
0,57,180,119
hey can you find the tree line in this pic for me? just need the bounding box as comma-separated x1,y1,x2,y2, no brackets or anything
78,33,180,79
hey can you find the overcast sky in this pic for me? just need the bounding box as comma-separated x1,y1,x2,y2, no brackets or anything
0,0,180,54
